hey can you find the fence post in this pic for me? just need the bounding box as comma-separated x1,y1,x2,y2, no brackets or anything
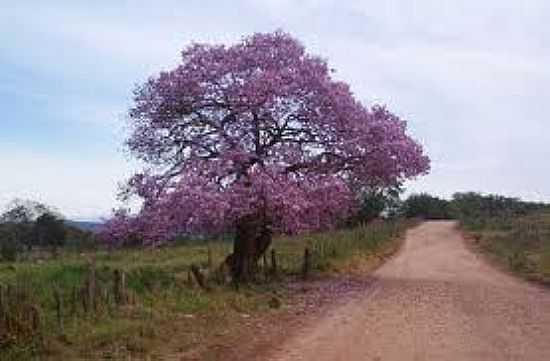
0,284,4,318
30,304,41,333
187,270,195,288
53,284,64,335
81,261,96,315
101,286,108,309
81,286,88,314
87,260,97,313
6,284,13,304
302,247,311,280
29,304,42,347
263,253,268,281
271,249,278,278
71,285,78,316
121,271,127,304
207,244,213,270
190,264,209,290
114,269,127,306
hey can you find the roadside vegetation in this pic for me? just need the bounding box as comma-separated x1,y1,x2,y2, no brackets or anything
0,213,411,360
463,211,550,284
453,194,550,285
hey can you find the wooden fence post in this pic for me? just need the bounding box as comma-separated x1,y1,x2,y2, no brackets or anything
6,284,13,304
101,286,108,310
87,260,97,313
29,304,42,347
263,253,268,281
207,244,213,270
81,286,88,314
30,304,41,334
302,247,311,280
88,260,97,312
71,286,78,316
190,264,209,290
271,249,278,277
187,270,195,288
114,269,127,305
121,271,127,304
53,284,64,335
0,284,4,318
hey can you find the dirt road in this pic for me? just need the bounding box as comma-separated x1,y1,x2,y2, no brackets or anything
265,221,550,361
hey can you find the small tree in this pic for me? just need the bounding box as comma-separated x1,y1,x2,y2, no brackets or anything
0,199,65,259
402,193,451,220
101,32,430,281
0,225,22,261
0,199,46,252
33,213,67,256
449,192,545,220
356,185,403,223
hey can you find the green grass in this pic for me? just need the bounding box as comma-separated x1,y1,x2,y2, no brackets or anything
462,211,550,283
0,220,412,360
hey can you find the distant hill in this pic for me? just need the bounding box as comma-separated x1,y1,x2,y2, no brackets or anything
65,220,103,233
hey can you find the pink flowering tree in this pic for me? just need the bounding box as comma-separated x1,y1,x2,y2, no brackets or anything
101,31,430,281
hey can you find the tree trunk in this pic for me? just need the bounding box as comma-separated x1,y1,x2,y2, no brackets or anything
228,214,272,282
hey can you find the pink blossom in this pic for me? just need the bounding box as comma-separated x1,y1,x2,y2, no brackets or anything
101,31,429,245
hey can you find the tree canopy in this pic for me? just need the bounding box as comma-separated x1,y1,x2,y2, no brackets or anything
33,213,66,250
402,193,452,220
101,31,430,246
0,199,67,260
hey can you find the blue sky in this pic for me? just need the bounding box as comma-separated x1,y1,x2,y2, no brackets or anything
1,1,549,220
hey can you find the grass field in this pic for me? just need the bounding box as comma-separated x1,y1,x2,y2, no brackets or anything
462,211,550,285
0,220,411,360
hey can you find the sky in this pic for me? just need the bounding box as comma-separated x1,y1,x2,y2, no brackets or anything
1,0,549,220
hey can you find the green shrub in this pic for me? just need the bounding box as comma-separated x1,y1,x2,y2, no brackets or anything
0,236,22,262
402,193,451,219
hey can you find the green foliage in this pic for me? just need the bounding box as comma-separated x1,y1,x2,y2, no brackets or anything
33,213,67,250
64,227,98,253
400,191,549,223
451,192,547,221
357,192,386,222
126,266,175,294
402,193,451,219
0,227,22,262
354,186,403,223
0,199,93,261
0,199,50,252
